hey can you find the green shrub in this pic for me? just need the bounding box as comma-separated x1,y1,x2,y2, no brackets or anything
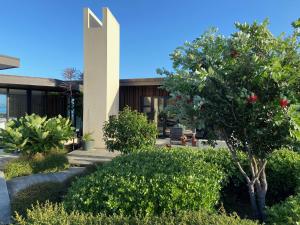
194,148,300,206
266,149,300,204
14,202,258,225
32,151,69,173
103,107,157,154
191,148,246,186
4,157,33,179
11,182,66,217
267,193,300,225
64,148,224,216
0,114,74,156
4,152,69,179
190,148,250,214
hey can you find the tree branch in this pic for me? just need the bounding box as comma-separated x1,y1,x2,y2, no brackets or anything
224,137,251,184
252,160,267,185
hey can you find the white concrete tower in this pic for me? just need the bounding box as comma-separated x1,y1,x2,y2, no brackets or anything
83,8,120,149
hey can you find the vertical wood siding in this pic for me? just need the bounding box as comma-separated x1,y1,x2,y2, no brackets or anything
119,85,169,111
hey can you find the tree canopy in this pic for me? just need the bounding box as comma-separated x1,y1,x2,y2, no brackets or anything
159,19,300,220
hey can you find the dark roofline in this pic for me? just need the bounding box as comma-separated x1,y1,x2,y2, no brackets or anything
0,74,64,91
120,78,163,86
0,74,164,90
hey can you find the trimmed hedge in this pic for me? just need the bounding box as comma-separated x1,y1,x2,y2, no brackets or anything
195,148,300,205
4,151,69,179
64,148,225,216
32,151,69,173
11,182,67,217
14,202,258,225
267,193,300,225
3,157,33,179
266,149,300,204
190,147,246,186
64,147,300,217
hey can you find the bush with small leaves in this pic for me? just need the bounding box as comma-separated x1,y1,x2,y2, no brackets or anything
4,157,33,180
14,202,258,225
4,151,69,179
266,149,300,204
103,107,157,154
64,148,224,216
11,182,66,217
267,193,300,225
31,151,69,174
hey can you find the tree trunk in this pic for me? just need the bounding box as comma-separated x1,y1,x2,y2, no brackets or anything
223,135,268,222
247,182,259,219
256,166,268,221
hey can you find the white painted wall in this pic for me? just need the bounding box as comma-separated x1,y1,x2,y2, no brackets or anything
83,8,120,149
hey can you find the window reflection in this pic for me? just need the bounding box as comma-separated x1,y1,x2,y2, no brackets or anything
0,88,7,129
32,91,46,115
9,89,27,119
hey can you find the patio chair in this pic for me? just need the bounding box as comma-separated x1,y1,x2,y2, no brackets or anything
170,127,183,145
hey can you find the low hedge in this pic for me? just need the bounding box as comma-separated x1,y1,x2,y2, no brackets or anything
190,148,246,186
14,202,258,225
194,148,300,206
11,182,67,217
4,151,69,179
267,193,300,225
266,149,300,204
3,158,33,179
31,151,69,173
64,147,300,217
64,148,225,216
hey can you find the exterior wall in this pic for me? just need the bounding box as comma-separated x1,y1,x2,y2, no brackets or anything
83,8,120,149
0,87,67,121
119,85,168,111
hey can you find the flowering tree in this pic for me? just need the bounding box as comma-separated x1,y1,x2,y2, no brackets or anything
159,20,300,220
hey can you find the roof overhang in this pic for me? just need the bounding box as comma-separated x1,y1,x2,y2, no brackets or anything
0,74,65,91
0,55,20,70
120,78,163,86
0,74,164,91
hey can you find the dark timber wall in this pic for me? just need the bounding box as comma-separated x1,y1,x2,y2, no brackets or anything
119,85,169,111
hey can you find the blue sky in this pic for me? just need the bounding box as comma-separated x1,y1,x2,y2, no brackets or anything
1,0,299,79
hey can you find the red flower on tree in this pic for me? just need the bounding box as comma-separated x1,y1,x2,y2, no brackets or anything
176,95,182,100
279,98,288,108
247,93,258,104
230,49,239,58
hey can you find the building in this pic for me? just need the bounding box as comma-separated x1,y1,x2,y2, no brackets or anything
0,72,169,134
0,8,171,147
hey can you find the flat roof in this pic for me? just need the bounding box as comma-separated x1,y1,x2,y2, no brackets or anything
120,78,163,86
0,74,64,90
0,74,163,90
0,55,20,70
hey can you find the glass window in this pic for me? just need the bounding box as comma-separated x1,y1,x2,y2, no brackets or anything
0,88,7,129
143,97,151,106
9,89,27,119
142,97,151,113
158,97,165,112
0,88,7,117
47,92,67,117
31,91,46,115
